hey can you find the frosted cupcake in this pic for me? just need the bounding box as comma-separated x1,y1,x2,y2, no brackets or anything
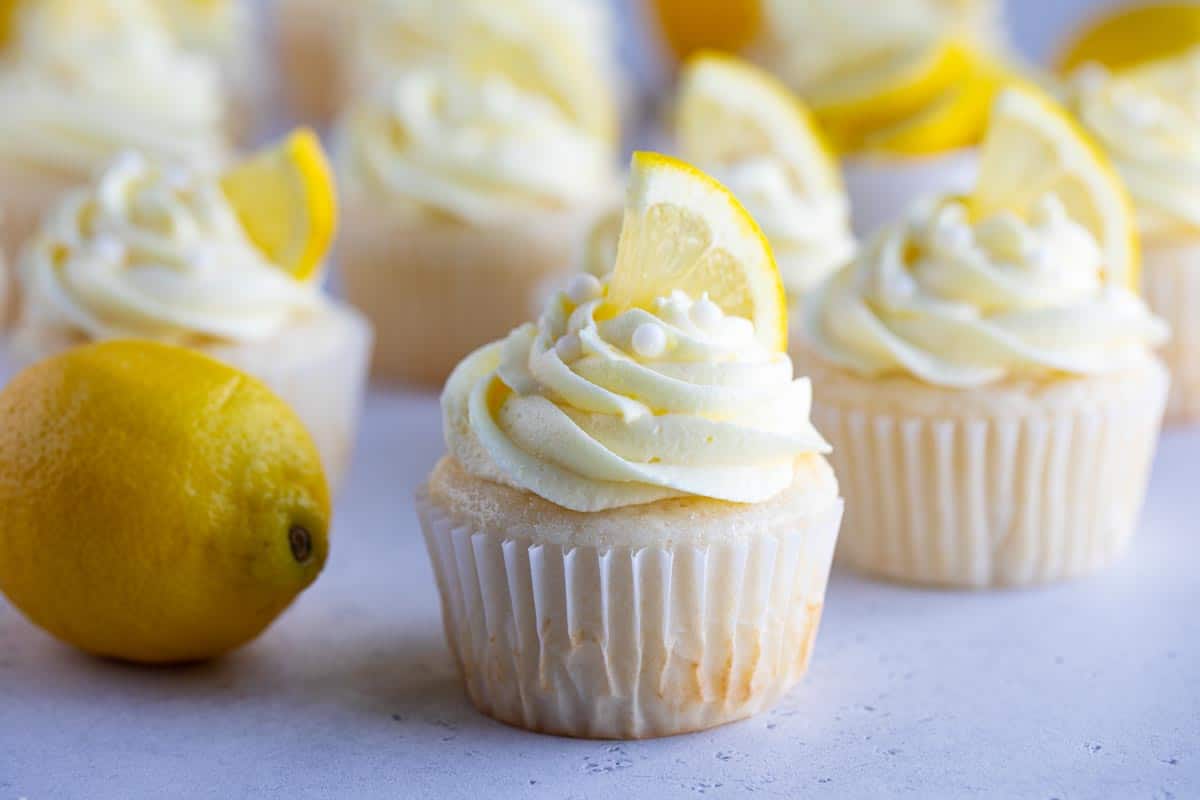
673,54,855,332
799,88,1168,588
419,152,843,739
335,60,619,386
274,0,361,124
1068,50,1200,424
750,0,1018,235
8,132,371,490
0,0,231,306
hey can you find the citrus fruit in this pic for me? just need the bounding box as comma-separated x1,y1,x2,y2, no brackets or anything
0,340,331,664
1057,2,1200,75
606,152,787,352
650,0,762,61
220,127,337,282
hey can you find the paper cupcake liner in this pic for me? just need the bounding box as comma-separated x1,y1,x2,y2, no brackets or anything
416,488,843,739
8,303,371,492
338,198,607,387
209,303,372,492
1143,241,1200,425
805,357,1167,588
842,148,978,237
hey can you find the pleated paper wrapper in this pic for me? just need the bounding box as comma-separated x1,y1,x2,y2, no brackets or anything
808,358,1168,588
417,489,844,739
1143,241,1200,425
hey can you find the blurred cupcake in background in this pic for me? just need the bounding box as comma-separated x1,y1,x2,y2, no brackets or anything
672,53,855,341
334,0,621,387
749,0,1024,236
798,88,1168,588
273,0,362,125
8,131,371,490
0,0,232,321
1060,8,1200,424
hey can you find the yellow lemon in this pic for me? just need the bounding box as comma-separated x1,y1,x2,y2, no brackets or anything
650,0,762,61
1057,2,1200,74
0,340,330,664
606,152,787,352
220,128,338,283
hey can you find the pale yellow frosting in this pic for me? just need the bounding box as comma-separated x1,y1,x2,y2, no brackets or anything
0,0,229,175
16,152,319,345
804,195,1167,387
1071,50,1200,240
336,64,613,222
443,276,831,512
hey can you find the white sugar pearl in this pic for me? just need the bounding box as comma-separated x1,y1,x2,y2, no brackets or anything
92,236,126,263
690,294,724,329
555,333,582,362
565,273,603,304
631,322,667,358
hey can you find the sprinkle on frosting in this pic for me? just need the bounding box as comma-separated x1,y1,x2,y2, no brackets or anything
804,194,1168,387
442,281,830,512
16,152,319,345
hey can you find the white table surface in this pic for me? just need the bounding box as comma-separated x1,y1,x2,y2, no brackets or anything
1,387,1198,799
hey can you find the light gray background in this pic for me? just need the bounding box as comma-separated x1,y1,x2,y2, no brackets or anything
2,2,1198,799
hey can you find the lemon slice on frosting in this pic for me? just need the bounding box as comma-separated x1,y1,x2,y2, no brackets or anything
676,51,842,196
971,87,1139,289
1056,2,1200,74
605,152,787,353
220,128,337,283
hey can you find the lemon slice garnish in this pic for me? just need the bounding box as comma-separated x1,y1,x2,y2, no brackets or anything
606,152,787,352
1057,2,1200,74
650,0,762,61
676,51,842,195
971,87,1139,289
220,128,337,283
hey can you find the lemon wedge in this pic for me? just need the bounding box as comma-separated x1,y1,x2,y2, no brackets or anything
650,0,762,61
1057,2,1200,74
0,0,19,49
863,51,1014,155
606,152,787,352
220,128,337,282
808,36,969,152
972,87,1139,289
676,51,842,195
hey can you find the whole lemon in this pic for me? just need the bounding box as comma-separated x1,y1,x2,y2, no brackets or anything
0,340,330,664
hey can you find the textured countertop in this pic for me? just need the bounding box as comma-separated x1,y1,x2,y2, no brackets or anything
1,388,1197,799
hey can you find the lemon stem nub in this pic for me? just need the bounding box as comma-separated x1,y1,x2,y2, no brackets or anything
289,525,313,564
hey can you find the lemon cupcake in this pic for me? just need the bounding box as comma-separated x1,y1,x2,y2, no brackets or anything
8,132,371,490
0,0,231,306
335,46,620,386
419,153,843,739
750,0,1018,235
673,54,855,332
799,88,1168,588
1065,51,1200,424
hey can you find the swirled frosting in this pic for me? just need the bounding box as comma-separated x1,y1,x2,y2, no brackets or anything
16,151,319,345
708,158,855,297
336,64,614,222
0,2,228,175
1071,51,1200,240
442,274,831,511
804,194,1167,387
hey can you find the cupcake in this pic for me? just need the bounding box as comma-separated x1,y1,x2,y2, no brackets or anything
0,0,232,310
673,53,855,332
799,88,1168,588
1067,50,1200,424
749,0,1019,236
274,0,360,125
335,51,620,386
8,131,371,491
419,152,843,739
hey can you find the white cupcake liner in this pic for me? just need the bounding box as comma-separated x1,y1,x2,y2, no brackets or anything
842,148,978,237
810,360,1168,587
416,488,844,739
1143,241,1200,425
